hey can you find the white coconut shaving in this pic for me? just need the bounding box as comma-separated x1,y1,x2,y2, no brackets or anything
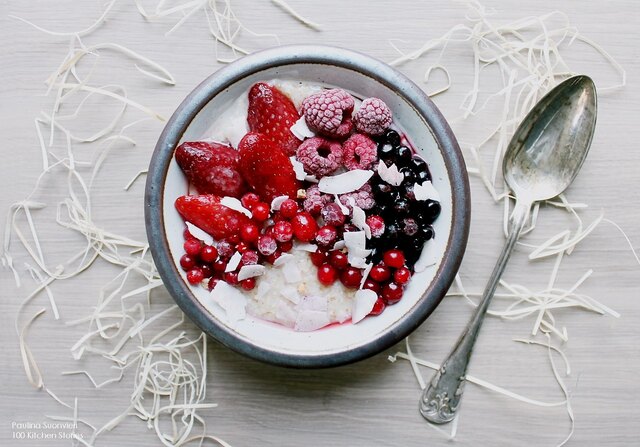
273,253,295,266
413,181,440,202
238,264,266,281
294,310,330,332
208,281,248,324
290,116,316,140
185,221,214,246
220,196,252,218
270,195,290,211
352,289,378,324
351,205,372,239
377,160,403,186
225,252,242,272
289,156,308,181
318,170,373,194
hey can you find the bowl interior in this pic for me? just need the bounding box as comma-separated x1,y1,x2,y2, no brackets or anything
151,50,468,367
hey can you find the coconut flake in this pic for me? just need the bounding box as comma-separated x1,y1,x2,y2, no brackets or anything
256,279,272,299
318,170,373,195
333,240,346,250
348,254,369,269
352,289,378,324
414,181,441,202
297,295,328,312
294,310,330,332
295,242,318,252
273,253,295,266
290,116,316,139
282,261,302,283
208,281,247,323
377,160,403,186
333,194,350,215
220,197,252,218
270,195,289,211
344,231,367,252
289,156,308,181
237,264,265,281
360,262,374,289
352,205,371,239
414,241,438,273
279,285,301,304
225,252,242,272
275,301,297,326
185,222,214,246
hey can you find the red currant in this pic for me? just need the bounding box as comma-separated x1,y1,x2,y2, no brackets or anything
279,240,293,252
369,298,386,316
200,245,218,263
180,254,196,271
273,221,293,242
366,215,385,238
309,249,329,267
199,264,213,278
369,264,391,282
317,264,338,286
264,251,282,264
186,268,204,285
272,212,287,222
292,211,318,242
224,271,239,285
183,239,202,257
216,240,234,259
252,202,270,221
207,277,219,291
394,267,411,285
257,235,277,256
240,278,256,291
315,225,337,247
340,267,363,289
213,259,227,273
240,192,260,210
241,250,259,266
227,234,240,245
329,251,349,270
183,228,195,241
279,199,298,218
383,249,405,269
381,282,403,304
320,203,346,226
236,241,250,254
240,222,260,244
362,279,380,294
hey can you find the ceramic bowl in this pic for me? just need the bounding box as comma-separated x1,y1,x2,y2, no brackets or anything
145,45,470,368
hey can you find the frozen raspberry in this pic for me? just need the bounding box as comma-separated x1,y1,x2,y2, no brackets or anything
296,137,343,177
354,98,392,136
241,250,259,266
257,235,278,256
366,215,385,238
303,185,331,216
321,202,346,227
339,183,375,211
302,89,355,138
342,133,378,170
315,225,338,247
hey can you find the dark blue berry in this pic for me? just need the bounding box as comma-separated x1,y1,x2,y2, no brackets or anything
399,167,416,185
384,129,401,146
395,146,413,166
411,156,427,173
378,142,395,161
393,198,410,214
401,218,419,236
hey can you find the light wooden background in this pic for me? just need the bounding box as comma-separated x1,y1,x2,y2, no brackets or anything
1,1,639,446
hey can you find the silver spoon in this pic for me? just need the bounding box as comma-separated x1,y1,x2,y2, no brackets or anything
419,75,597,424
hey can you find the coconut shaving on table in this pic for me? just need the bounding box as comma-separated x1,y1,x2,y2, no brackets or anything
3,1,636,446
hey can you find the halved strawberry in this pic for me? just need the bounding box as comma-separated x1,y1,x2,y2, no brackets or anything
175,141,247,198
238,132,300,202
175,194,250,241
247,82,301,156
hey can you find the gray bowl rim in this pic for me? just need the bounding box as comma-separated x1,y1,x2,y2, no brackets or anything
145,44,470,368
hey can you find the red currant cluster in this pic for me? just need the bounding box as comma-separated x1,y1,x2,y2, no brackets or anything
309,247,410,317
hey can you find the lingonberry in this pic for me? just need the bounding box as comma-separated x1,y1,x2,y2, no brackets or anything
369,298,386,316
240,192,260,210
240,277,256,291
292,211,318,242
383,249,405,269
252,202,270,221
200,245,218,263
224,271,239,285
180,254,196,271
186,268,204,285
279,199,299,219
394,267,411,285
340,267,363,288
309,249,329,267
183,239,202,257
317,264,338,286
362,279,380,294
329,250,349,270
240,222,260,244
273,221,293,242
369,264,391,282
381,282,403,304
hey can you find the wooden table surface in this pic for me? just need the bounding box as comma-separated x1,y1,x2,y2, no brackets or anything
1,1,639,446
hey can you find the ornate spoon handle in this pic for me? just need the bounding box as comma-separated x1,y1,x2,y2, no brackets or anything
419,199,531,423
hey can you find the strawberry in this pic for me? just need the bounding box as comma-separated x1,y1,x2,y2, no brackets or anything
237,132,300,202
175,141,247,198
175,194,250,241
247,82,301,156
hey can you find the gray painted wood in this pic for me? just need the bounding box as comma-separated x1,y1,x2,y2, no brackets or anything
1,0,638,445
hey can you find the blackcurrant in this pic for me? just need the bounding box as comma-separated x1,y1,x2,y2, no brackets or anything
384,129,401,146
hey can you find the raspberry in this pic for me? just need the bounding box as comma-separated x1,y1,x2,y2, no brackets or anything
302,89,355,138
321,202,346,227
339,183,375,211
353,97,392,136
296,137,343,177
342,133,378,170
366,215,385,238
303,185,331,216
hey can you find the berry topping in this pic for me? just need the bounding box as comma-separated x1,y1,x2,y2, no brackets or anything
369,264,391,282
240,277,257,291
213,259,227,272
175,141,247,198
247,82,301,155
309,249,329,267
329,250,349,270
240,222,260,244
207,277,219,291
383,249,405,269
381,282,403,304
240,192,261,210
301,88,355,138
183,239,202,257
369,298,386,316
365,215,385,238
291,211,319,242
216,240,235,259
186,268,204,285
340,267,363,289
279,240,293,252
353,97,392,136
315,225,338,247
200,245,219,263
180,254,196,271
224,271,239,285
199,264,213,278
400,217,419,237
362,279,381,294
303,185,331,216
296,137,343,177
279,199,299,218
394,267,411,285
251,202,270,221
342,133,378,170
175,194,250,241
238,132,300,202
339,183,375,211
317,264,338,286
382,129,401,147
257,235,278,256
272,221,294,242
320,202,346,227
240,250,259,266
235,241,250,253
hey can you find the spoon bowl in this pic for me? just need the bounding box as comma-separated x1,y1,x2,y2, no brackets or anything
504,75,597,202
419,75,598,423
